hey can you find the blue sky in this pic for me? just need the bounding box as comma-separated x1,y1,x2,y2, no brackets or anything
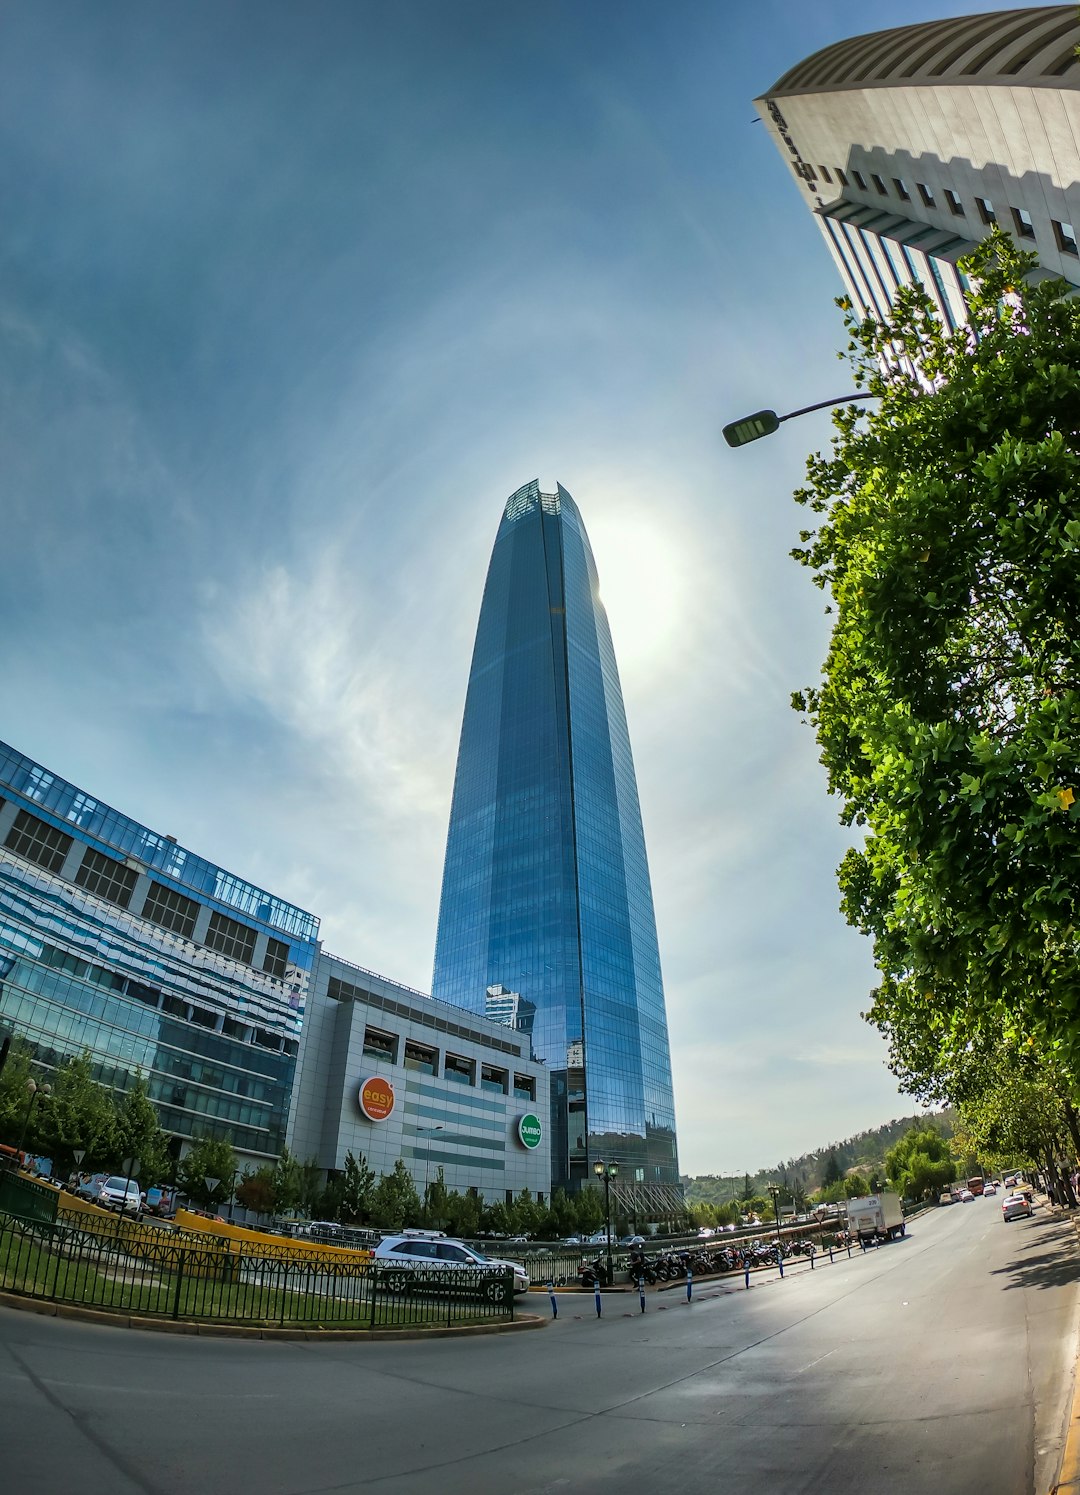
1,1,1031,1174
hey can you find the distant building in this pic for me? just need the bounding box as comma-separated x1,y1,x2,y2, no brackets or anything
289,954,550,1204
484,983,536,1040
756,7,1080,323
0,740,318,1167
431,480,681,1214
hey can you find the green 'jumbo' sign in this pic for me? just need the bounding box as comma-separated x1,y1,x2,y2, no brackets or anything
518,1113,542,1149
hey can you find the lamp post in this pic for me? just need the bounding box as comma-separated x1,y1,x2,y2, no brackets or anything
768,1184,782,1247
593,1158,619,1286
418,1126,444,1220
722,391,876,448
17,1078,50,1156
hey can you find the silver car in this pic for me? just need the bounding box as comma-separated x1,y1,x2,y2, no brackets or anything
95,1176,143,1213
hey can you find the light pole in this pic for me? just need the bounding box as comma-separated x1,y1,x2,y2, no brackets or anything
593,1159,619,1286
417,1126,444,1220
17,1078,50,1157
768,1184,782,1247
722,391,876,448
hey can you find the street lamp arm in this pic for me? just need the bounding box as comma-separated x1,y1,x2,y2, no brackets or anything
776,390,876,424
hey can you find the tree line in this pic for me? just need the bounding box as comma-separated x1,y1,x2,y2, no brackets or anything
787,232,1080,1193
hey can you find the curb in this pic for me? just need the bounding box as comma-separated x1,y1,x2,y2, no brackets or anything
1050,1217,1080,1493
0,1290,546,1341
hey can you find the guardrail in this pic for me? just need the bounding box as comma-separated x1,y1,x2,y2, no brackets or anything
0,1208,514,1330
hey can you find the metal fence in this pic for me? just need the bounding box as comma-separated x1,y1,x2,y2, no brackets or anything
0,1208,515,1330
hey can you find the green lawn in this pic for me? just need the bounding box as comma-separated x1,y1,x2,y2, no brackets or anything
0,1219,505,1330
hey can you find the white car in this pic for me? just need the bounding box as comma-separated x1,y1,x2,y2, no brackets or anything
95,1176,143,1214
958,1188,974,1202
983,1182,997,1197
373,1233,530,1299
1002,1193,1033,1222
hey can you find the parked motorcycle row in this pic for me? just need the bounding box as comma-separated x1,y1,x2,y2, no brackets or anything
578,1235,821,1289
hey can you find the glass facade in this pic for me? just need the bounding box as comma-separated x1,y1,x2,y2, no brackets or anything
0,741,319,1161
431,481,680,1194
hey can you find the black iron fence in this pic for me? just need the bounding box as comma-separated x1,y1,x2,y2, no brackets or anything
0,1208,515,1330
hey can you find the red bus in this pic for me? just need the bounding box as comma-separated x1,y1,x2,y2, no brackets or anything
967,1176,985,1196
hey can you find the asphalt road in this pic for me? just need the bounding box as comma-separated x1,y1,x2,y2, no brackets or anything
1,1199,1076,1495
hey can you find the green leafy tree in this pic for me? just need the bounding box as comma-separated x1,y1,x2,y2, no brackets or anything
271,1146,302,1215
176,1135,237,1209
37,1052,119,1171
0,1039,37,1149
422,1166,450,1231
791,231,1080,1086
443,1188,483,1239
885,1124,957,1201
338,1150,376,1224
823,1150,842,1186
114,1076,170,1185
369,1159,421,1230
297,1156,323,1218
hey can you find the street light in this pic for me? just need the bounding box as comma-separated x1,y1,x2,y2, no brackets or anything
417,1126,444,1217
768,1184,782,1248
722,391,876,448
593,1158,619,1286
17,1078,51,1156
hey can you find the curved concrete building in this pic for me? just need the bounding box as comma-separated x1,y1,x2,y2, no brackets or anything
756,6,1080,322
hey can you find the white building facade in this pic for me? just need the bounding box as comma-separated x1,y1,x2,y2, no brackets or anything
288,952,550,1205
756,6,1080,322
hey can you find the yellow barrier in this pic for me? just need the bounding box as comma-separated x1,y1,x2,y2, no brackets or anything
172,1209,373,1263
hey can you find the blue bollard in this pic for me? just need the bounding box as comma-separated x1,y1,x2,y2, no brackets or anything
686,1266,693,1303
594,1285,602,1318
829,1247,834,1264
810,1250,814,1270
547,1282,558,1319
638,1279,646,1314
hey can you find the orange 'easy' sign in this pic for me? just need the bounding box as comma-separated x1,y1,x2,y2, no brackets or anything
358,1076,395,1121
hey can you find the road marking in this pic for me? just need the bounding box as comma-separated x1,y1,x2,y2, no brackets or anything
795,1346,839,1375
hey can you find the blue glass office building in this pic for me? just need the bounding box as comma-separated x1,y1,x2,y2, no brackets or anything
432,482,680,1201
0,742,319,1162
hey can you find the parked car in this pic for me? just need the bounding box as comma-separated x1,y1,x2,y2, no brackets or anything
94,1176,143,1214
373,1232,529,1299
938,1191,955,1206
75,1173,109,1202
623,1234,647,1246
1002,1193,1033,1222
561,1235,583,1245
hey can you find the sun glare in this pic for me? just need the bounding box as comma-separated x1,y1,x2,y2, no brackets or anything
588,511,688,681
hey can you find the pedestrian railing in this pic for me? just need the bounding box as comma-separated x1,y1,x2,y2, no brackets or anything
0,1208,514,1329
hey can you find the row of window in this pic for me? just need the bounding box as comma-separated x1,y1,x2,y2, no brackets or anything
26,939,298,1058
811,165,1079,258
3,805,291,976
327,972,522,1057
362,1024,536,1099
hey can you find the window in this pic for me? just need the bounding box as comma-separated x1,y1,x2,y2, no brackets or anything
1054,220,1079,256
205,910,256,964
162,993,189,1019
481,1064,507,1095
871,173,887,195
944,188,965,216
5,809,72,874
142,880,199,939
190,1006,217,1029
445,1053,474,1086
537,1191,545,1205
363,1027,397,1063
222,1015,250,1040
836,167,848,187
74,847,137,909
505,1189,514,1206
1011,206,1036,239
893,177,911,201
976,197,996,225
818,165,832,183
437,1243,470,1262
262,936,289,979
852,169,867,190
513,1073,535,1102
916,182,936,207
403,1041,437,1076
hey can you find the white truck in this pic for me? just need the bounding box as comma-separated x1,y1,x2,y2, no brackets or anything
847,1192,906,1244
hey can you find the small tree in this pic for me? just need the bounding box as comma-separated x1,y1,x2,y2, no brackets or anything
0,1039,37,1149
369,1159,421,1230
297,1156,323,1218
115,1076,170,1185
236,1166,276,1216
272,1147,302,1215
176,1135,237,1209
422,1166,450,1230
339,1150,375,1223
443,1188,483,1239
38,1051,119,1171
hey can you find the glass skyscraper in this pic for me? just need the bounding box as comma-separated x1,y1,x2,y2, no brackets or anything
432,481,680,1206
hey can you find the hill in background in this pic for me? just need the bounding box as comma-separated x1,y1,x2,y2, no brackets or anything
684,1110,956,1205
